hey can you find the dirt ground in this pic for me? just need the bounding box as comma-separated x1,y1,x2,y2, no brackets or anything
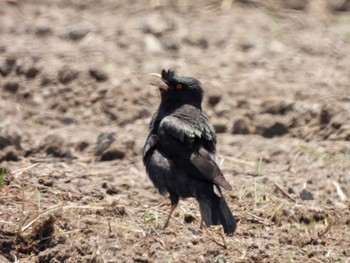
1,0,350,262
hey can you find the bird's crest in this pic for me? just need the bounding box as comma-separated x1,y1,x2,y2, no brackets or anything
161,69,176,82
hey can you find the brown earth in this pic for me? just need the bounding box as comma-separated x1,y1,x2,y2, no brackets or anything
1,0,350,262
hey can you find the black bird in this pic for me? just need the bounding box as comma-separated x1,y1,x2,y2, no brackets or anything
143,69,236,234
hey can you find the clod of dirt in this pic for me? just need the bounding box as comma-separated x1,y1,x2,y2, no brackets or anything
207,94,222,107
299,188,314,200
232,118,252,134
183,213,196,224
76,141,89,152
15,62,40,79
40,73,56,86
57,67,79,84
254,115,289,138
149,242,164,256
183,36,209,49
0,129,21,150
282,0,308,10
319,107,332,125
212,119,228,133
99,141,126,161
89,68,109,82
0,57,16,77
260,99,294,115
141,14,175,37
328,0,350,12
31,216,55,252
37,244,70,263
0,146,19,162
3,81,19,93
38,177,54,187
35,26,53,37
94,132,116,156
25,66,40,79
42,134,75,159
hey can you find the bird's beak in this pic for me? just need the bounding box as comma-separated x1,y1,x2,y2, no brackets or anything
150,73,169,91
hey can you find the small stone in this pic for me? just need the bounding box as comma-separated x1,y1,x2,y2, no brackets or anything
144,34,163,53
67,25,90,41
299,188,314,200
149,242,163,256
89,68,108,82
0,58,16,77
94,132,116,156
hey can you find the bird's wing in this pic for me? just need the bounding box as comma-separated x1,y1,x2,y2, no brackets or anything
158,115,231,190
160,112,216,143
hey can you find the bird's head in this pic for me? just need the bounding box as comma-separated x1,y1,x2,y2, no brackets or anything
150,69,204,110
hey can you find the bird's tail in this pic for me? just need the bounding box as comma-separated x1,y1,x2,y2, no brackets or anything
197,193,236,235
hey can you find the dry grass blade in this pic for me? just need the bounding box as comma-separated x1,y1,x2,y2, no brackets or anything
221,155,256,167
12,163,40,176
332,181,347,202
21,203,106,232
273,182,297,203
21,203,63,232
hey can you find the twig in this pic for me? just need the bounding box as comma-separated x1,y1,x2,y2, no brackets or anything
273,182,297,203
318,219,336,239
150,226,161,237
301,220,336,247
202,223,227,249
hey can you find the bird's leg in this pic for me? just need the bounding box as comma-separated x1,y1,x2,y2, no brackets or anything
164,193,179,229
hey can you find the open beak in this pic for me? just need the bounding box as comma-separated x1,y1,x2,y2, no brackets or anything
150,73,169,91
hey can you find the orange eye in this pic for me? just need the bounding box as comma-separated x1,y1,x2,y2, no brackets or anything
176,83,183,89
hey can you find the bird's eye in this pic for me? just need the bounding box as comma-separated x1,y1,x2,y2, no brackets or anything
176,83,183,89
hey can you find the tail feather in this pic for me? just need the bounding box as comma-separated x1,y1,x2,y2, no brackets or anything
197,194,236,234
